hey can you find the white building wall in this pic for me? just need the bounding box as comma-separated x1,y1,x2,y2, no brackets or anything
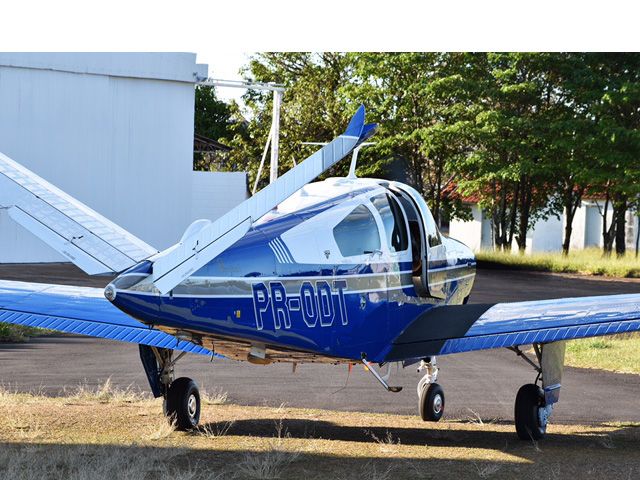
449,205,484,252
568,205,586,250
0,53,247,263
584,205,602,248
530,213,563,252
480,212,493,249
190,171,248,221
626,212,639,252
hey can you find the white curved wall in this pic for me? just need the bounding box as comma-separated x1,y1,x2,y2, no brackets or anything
0,53,247,263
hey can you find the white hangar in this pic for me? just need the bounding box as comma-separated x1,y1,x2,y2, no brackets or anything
0,53,248,263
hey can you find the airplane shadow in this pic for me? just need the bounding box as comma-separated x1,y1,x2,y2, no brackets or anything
3,421,640,479
198,417,640,451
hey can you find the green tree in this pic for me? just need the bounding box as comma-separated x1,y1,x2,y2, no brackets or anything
454,53,565,252
194,85,233,141
225,53,357,190
540,53,601,255
590,54,640,256
227,51,640,259
345,52,479,224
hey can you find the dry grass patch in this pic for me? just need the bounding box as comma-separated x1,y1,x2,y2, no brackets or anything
1,389,640,479
63,377,147,403
197,420,235,439
201,387,229,406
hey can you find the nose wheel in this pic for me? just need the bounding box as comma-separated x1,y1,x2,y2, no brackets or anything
164,377,201,430
419,382,445,421
416,357,444,422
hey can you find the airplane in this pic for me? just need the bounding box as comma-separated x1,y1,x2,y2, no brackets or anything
1,105,639,440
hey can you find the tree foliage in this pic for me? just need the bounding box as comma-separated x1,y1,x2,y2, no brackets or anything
193,85,234,171
204,52,640,255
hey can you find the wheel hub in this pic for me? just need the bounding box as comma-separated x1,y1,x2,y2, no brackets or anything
187,394,197,418
433,394,443,414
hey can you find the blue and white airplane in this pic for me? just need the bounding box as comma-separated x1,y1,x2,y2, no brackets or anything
1,106,639,440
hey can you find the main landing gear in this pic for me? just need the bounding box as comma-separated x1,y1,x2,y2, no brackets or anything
164,377,201,430
417,357,444,422
510,341,566,440
139,345,202,430
514,383,546,440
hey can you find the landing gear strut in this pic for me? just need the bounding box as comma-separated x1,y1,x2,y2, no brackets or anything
510,342,566,440
417,357,444,422
139,345,201,431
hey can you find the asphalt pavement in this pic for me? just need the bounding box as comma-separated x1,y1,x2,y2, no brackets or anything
1,264,639,424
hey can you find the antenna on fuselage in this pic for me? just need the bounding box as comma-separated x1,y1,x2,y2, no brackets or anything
346,142,375,179
301,142,376,179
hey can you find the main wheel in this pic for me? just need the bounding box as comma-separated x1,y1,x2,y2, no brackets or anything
420,383,445,422
164,377,201,431
515,383,546,440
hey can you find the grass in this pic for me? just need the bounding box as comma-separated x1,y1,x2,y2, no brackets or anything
1,385,640,479
63,377,147,403
565,334,640,374
0,324,53,342
476,248,640,278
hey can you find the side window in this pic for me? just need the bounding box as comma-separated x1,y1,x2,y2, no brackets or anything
423,206,442,248
370,194,408,252
333,205,381,257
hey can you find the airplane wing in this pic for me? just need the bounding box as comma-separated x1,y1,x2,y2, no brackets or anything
150,105,377,294
0,152,158,275
384,294,640,362
0,279,211,355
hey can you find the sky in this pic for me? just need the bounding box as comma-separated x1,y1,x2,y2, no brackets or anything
1,1,638,96
194,51,252,103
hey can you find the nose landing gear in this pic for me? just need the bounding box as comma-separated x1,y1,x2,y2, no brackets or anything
417,357,444,422
420,382,445,422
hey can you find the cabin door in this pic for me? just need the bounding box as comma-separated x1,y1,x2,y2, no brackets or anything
389,184,447,300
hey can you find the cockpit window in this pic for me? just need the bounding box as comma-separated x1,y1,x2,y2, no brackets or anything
333,205,381,257
370,194,408,252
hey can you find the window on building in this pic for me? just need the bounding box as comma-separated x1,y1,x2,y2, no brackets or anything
370,194,409,252
333,205,381,257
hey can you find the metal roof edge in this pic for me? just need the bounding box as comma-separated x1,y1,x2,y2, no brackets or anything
0,52,207,84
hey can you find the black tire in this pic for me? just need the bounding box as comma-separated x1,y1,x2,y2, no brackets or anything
420,383,445,422
515,383,546,440
163,377,201,431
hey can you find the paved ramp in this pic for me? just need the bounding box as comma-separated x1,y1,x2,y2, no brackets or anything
1,265,639,423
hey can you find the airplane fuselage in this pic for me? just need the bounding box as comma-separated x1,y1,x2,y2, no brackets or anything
107,178,476,363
